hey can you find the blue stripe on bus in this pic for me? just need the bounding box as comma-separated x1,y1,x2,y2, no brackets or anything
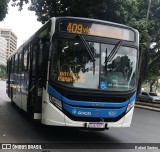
62,96,129,108
48,84,62,100
48,84,136,108
129,92,136,103
63,103,127,118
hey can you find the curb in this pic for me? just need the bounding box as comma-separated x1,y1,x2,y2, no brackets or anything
135,104,160,112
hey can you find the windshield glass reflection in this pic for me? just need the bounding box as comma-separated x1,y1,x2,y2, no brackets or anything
50,39,137,91
50,39,100,89
101,44,137,90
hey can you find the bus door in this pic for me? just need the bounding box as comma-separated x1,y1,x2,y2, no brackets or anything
28,41,43,119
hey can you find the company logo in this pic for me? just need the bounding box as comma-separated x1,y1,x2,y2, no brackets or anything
2,144,11,149
78,111,91,116
72,109,77,115
108,111,117,117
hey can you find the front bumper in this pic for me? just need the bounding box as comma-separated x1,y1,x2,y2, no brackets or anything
41,100,134,128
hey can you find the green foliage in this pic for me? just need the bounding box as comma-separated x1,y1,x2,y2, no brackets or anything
105,0,138,24
12,0,138,24
0,64,7,78
143,0,160,84
0,0,9,21
12,0,108,23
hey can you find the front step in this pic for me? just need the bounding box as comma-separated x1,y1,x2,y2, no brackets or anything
34,113,41,119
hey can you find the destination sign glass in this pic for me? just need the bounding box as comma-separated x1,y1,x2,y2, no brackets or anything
60,20,135,41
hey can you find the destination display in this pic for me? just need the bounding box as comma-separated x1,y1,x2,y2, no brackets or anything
60,20,135,41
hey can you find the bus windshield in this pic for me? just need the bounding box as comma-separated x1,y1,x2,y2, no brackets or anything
50,39,137,91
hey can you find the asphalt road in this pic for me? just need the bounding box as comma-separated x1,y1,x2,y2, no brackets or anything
0,81,160,152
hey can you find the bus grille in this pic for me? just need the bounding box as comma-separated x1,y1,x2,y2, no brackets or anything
65,95,126,103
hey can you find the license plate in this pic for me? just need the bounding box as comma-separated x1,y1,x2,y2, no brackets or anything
87,122,105,129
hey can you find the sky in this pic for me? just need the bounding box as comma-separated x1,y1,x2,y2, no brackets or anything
0,2,42,47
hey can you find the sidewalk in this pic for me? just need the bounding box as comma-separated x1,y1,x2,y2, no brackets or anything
135,101,160,112
0,81,10,102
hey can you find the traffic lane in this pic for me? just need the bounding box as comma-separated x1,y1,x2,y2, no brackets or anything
108,107,160,143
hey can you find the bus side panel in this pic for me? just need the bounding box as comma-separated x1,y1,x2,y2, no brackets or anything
121,107,134,127
41,88,65,126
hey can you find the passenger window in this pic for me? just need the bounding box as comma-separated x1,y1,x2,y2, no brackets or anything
38,43,43,69
12,56,15,73
32,45,37,76
11,56,15,73
18,53,22,73
24,49,28,71
15,54,18,73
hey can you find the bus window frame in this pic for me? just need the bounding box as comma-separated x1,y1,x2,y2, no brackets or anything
23,46,30,72
11,56,15,73
18,53,23,73
14,54,19,73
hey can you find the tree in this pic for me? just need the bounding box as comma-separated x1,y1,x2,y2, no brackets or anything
12,0,108,23
12,0,138,24
135,0,160,93
0,0,9,21
145,64,160,92
0,64,7,78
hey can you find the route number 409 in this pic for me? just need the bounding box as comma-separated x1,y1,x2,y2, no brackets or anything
67,23,90,34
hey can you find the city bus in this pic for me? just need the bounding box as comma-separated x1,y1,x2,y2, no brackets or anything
6,17,139,129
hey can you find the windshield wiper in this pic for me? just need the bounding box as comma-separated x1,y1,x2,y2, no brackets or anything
77,34,96,75
107,40,123,62
77,34,96,62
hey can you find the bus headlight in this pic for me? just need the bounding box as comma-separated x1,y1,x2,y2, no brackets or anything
49,96,62,110
126,101,135,113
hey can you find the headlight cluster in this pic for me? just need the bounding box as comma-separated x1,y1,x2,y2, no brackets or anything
126,101,135,113
49,95,62,110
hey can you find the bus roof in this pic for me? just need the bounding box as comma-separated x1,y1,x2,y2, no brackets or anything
8,16,138,60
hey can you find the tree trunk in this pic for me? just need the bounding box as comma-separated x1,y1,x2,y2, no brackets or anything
137,49,149,95
155,80,158,92
150,83,153,92
147,0,152,20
